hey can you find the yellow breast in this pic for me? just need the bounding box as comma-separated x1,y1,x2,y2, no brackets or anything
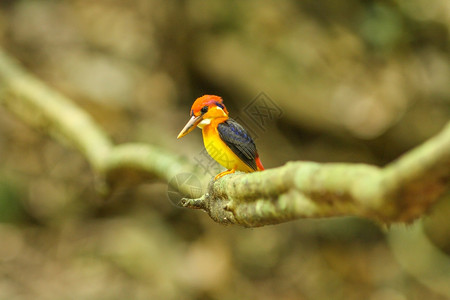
201,120,254,173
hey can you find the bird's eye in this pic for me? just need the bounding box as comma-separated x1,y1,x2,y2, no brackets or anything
201,106,208,113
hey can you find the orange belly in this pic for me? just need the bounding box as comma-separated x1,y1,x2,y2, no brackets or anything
202,123,255,173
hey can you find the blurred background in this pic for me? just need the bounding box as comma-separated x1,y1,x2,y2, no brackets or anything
0,0,449,299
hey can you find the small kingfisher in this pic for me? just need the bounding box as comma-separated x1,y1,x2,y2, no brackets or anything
177,95,264,180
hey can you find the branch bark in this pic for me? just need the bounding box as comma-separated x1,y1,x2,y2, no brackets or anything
1,49,449,227
181,122,450,226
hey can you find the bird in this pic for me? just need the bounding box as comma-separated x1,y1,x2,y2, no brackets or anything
177,95,264,180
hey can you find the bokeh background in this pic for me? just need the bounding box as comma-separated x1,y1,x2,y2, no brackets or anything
0,0,449,299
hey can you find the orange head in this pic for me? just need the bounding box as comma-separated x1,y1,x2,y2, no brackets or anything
177,95,229,138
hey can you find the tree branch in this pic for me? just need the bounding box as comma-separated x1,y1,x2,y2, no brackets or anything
0,49,205,196
0,50,112,171
103,143,207,195
181,122,450,226
0,49,448,227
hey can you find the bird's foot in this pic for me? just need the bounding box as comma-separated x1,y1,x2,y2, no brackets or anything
214,168,236,180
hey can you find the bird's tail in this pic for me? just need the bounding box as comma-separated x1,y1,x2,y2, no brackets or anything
255,155,265,171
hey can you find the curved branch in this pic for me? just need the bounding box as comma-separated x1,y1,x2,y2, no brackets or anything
0,49,205,194
0,49,448,227
0,50,112,170
181,122,450,226
103,143,207,195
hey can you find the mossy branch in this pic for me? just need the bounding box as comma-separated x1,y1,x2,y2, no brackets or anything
1,49,449,227
181,121,450,226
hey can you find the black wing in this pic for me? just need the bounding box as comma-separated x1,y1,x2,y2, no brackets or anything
217,118,257,170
